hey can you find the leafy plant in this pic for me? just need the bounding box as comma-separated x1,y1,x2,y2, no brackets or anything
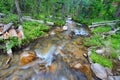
90,49,113,68
110,52,118,59
22,21,50,40
1,13,18,24
91,25,112,33
5,36,19,49
84,34,104,46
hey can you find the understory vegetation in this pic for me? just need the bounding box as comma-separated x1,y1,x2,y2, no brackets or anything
22,21,49,41
84,25,120,68
90,49,113,68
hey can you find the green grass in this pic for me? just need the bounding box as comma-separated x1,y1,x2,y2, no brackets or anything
33,13,66,26
22,20,50,41
107,33,120,50
5,36,19,49
91,25,112,33
84,34,104,46
1,13,18,24
84,27,120,68
110,52,118,59
90,50,113,68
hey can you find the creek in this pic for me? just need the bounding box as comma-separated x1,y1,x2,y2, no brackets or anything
0,18,99,80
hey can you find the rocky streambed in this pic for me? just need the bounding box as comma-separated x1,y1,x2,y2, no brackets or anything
0,18,120,80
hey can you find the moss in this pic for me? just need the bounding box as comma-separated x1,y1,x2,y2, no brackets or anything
1,13,18,24
90,50,113,68
91,25,112,33
22,21,50,40
110,52,118,59
53,19,65,26
84,34,104,46
107,33,120,49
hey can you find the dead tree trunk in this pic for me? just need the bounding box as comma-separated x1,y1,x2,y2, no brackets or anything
36,0,41,13
62,2,65,19
78,0,82,18
115,2,120,17
14,0,23,23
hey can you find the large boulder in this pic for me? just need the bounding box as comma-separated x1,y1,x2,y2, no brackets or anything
91,63,107,80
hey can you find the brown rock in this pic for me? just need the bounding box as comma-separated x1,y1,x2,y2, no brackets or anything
48,63,57,72
80,64,92,80
17,25,25,39
0,27,3,32
73,63,92,80
9,29,18,37
73,63,82,69
20,50,37,65
3,32,9,39
55,27,63,32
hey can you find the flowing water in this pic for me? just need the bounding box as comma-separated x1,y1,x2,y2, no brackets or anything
0,18,94,80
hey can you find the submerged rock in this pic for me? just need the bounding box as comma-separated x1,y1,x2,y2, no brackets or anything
35,44,56,67
20,50,37,65
55,27,63,32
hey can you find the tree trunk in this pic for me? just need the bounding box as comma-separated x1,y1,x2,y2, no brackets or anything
36,0,41,13
78,0,82,18
115,2,120,17
14,0,23,23
21,0,26,12
62,2,65,19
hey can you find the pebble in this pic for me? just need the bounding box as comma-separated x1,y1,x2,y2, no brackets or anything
63,26,68,30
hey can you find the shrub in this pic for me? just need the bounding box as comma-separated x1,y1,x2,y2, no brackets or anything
22,21,50,40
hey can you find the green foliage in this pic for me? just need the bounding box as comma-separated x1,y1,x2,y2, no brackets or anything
0,0,14,13
22,21,50,40
53,19,65,26
107,33,120,50
90,49,113,68
5,36,19,49
110,52,118,59
33,14,46,20
84,34,104,46
91,26,112,33
1,13,18,24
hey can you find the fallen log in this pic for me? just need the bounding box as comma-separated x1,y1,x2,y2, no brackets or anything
0,13,6,18
22,16,54,26
0,23,13,35
89,20,120,28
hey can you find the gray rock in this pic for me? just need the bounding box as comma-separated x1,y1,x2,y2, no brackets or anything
108,76,115,80
114,76,120,80
95,47,105,54
105,67,113,76
108,76,120,80
118,56,120,61
46,21,54,26
91,63,107,80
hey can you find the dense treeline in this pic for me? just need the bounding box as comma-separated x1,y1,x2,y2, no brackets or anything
0,0,120,23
